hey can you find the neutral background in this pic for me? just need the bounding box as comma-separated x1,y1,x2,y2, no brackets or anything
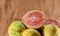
0,0,60,36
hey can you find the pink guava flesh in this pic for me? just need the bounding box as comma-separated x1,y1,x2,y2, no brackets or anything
22,10,44,28
44,19,60,27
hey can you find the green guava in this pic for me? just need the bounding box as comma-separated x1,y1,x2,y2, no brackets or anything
8,21,26,36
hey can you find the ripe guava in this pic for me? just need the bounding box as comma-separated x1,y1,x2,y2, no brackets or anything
44,19,60,27
22,29,41,36
22,10,44,29
55,27,60,36
44,24,57,36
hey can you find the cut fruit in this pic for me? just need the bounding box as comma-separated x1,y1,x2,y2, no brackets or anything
22,29,41,36
44,19,60,27
22,10,44,29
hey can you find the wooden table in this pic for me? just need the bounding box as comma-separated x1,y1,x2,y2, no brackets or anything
0,0,60,36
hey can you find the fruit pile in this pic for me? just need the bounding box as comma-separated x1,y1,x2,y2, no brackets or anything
8,10,60,36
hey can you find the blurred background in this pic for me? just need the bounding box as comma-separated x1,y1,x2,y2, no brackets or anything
0,0,60,36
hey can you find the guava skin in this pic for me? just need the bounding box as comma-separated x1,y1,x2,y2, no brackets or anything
8,21,26,36
44,24,57,36
55,27,60,36
22,29,41,36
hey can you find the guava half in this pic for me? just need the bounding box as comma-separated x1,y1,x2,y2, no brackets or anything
22,10,44,29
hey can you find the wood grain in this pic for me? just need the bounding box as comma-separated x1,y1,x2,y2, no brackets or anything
0,0,60,36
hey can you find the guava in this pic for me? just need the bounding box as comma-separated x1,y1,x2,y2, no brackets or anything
22,10,44,29
44,24,57,36
44,19,60,27
8,21,26,36
55,27,60,36
22,29,41,36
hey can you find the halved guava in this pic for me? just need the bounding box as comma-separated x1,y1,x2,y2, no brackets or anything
44,19,60,27
22,10,44,29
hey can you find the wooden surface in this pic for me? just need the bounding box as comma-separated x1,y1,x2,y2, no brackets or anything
0,0,60,36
